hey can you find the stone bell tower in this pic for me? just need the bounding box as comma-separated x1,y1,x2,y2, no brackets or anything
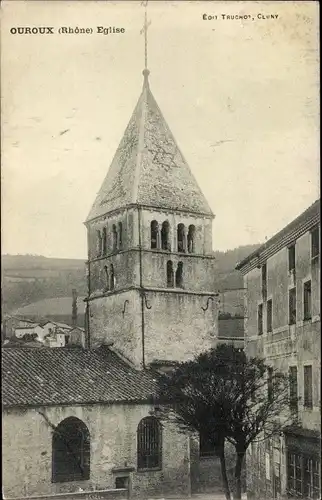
84,18,218,368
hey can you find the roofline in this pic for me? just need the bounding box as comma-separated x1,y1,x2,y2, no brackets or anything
236,199,320,272
85,202,215,225
2,396,163,410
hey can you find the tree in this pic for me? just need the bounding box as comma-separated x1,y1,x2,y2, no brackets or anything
158,344,295,500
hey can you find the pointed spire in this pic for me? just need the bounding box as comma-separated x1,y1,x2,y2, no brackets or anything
140,0,151,86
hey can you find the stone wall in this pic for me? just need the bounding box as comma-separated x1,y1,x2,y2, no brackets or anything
243,225,321,499
2,404,190,499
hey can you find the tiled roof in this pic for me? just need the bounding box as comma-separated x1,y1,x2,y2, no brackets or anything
2,346,158,407
86,75,213,222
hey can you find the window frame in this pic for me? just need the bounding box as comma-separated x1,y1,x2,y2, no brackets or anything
289,366,298,411
288,287,297,325
261,264,267,300
137,417,162,472
199,430,216,459
52,417,90,483
311,226,320,260
304,365,313,409
303,280,312,321
288,244,296,273
258,303,263,335
266,298,273,333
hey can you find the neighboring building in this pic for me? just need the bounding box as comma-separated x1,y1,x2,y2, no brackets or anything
44,331,66,348
2,65,222,498
236,200,321,500
67,326,86,347
2,315,40,339
217,288,245,349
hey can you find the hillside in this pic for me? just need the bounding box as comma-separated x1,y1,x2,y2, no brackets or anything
1,244,260,315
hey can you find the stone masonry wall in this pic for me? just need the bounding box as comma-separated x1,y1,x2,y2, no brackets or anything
2,404,190,499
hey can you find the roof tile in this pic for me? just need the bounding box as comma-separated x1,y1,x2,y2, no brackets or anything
2,346,157,407
86,78,213,221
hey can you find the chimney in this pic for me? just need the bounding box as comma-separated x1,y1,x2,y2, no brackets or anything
72,289,77,327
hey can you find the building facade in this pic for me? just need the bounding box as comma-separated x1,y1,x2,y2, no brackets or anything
2,69,222,498
236,200,321,499
84,70,218,368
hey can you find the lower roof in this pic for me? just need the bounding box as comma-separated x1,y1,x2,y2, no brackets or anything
2,346,158,408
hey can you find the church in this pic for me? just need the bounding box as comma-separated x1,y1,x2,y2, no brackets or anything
2,18,221,500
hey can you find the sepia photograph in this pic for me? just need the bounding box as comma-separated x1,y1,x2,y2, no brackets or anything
1,1,320,500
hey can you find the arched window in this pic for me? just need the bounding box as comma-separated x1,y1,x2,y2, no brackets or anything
104,265,109,291
102,227,107,255
167,261,174,288
110,264,115,290
177,224,186,252
151,220,159,249
161,221,171,251
137,417,162,470
118,222,123,250
52,417,90,483
187,225,196,253
96,230,102,257
112,225,117,251
175,261,183,288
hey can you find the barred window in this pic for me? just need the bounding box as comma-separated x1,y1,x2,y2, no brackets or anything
287,451,320,499
52,417,90,483
137,417,162,470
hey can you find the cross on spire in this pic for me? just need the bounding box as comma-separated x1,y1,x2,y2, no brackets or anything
140,0,151,82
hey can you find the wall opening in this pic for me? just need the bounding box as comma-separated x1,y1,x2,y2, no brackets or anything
167,260,174,288
112,225,118,251
96,230,102,257
118,222,123,250
115,477,128,489
137,417,162,470
177,224,186,252
52,417,90,483
161,221,171,251
187,225,195,253
175,261,183,288
104,265,109,291
110,264,115,290
102,227,107,255
151,220,159,249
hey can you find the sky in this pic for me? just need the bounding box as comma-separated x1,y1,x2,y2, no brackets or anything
1,1,320,259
